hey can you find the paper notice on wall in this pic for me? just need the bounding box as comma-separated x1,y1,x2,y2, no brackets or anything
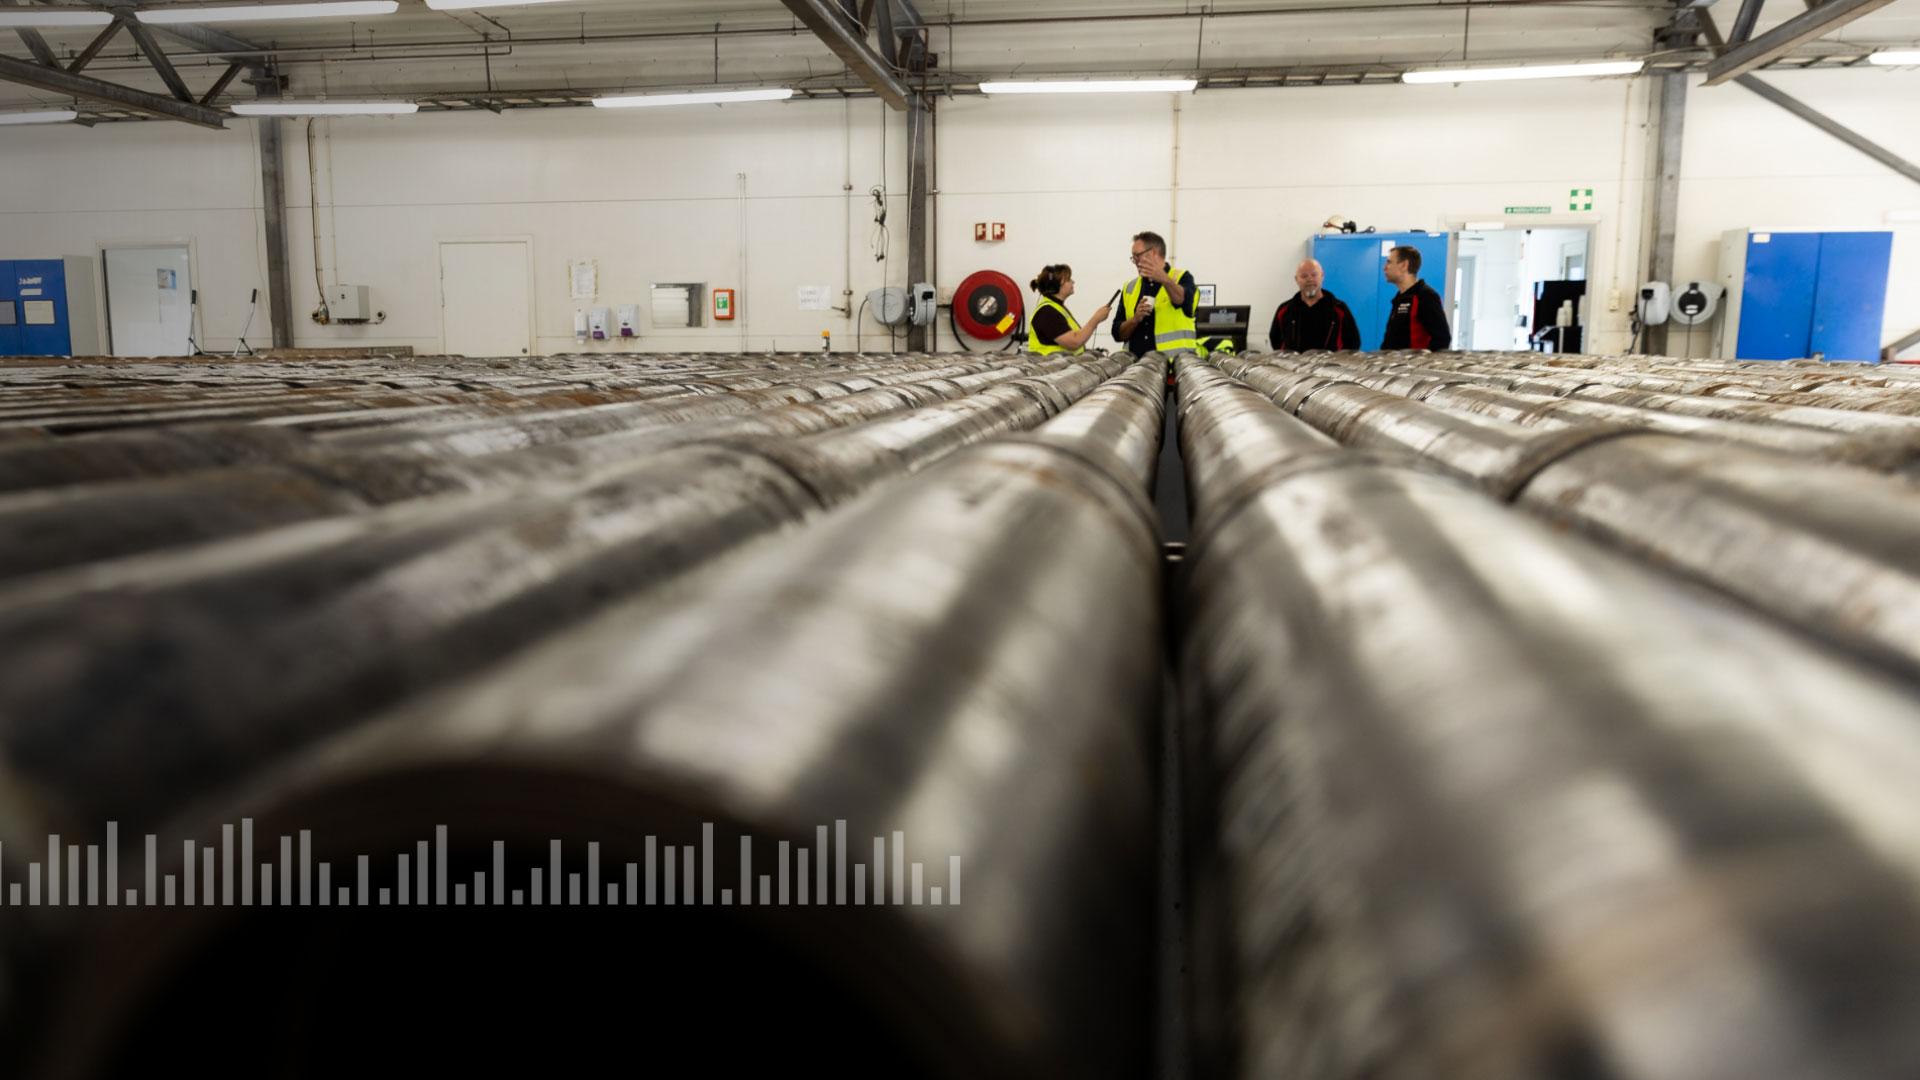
569,260,598,300
156,268,178,291
797,285,833,311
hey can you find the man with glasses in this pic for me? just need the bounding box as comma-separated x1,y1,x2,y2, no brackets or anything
1112,231,1199,357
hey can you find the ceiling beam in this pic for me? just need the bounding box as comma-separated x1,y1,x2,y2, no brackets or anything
1735,73,1920,186
0,51,227,126
122,14,196,101
1725,0,1766,44
3,0,60,67
1703,0,1900,84
98,1,268,65
198,59,243,105
779,0,912,110
12,27,57,66
1696,7,1728,51
66,18,124,74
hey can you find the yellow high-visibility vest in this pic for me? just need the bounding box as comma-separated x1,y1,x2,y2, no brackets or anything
1027,295,1083,355
1122,264,1199,353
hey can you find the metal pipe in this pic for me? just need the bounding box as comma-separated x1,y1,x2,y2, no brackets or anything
0,354,1124,838
119,0,1658,64
1219,351,1920,682
25,355,1169,1080
0,358,1071,578
0,354,1012,470
1175,352,1920,1080
1227,354,1920,474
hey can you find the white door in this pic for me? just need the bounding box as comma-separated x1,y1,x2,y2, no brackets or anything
439,240,532,357
1453,255,1478,351
104,245,193,356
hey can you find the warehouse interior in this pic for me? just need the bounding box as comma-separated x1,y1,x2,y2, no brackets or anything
4,1,1920,1078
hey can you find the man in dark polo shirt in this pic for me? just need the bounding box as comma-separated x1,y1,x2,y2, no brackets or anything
1269,258,1361,352
1381,245,1452,351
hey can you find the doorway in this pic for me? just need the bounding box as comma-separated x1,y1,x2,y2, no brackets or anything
1453,255,1479,352
439,240,533,357
1451,227,1592,352
104,245,194,357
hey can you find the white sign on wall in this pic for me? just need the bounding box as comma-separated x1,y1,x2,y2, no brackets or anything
568,259,598,301
797,285,833,311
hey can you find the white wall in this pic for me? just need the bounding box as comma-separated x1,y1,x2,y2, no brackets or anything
935,77,1652,352
274,100,912,354
934,71,1918,358
2,67,1916,358
0,99,913,355
0,119,269,355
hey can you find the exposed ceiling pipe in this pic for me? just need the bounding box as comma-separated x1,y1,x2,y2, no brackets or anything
111,0,1673,63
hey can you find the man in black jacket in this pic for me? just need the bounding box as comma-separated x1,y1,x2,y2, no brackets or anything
1381,245,1452,351
1269,258,1361,352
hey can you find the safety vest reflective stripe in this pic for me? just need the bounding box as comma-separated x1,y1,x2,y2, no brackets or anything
1124,263,1199,353
1027,296,1082,355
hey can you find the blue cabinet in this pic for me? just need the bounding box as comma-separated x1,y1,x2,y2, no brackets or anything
0,257,100,357
1311,231,1451,350
14,258,71,357
0,261,18,357
1720,229,1893,362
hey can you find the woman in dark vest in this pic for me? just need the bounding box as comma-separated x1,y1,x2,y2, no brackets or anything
1027,264,1110,356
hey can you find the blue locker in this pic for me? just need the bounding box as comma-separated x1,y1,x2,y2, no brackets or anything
1734,232,1821,360
1810,231,1894,363
1312,234,1386,348
1311,231,1451,350
0,260,18,357
1721,229,1893,362
14,259,71,357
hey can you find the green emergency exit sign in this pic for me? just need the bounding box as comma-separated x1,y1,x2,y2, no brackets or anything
1569,188,1594,210
1505,205,1551,215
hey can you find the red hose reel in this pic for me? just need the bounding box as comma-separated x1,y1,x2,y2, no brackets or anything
951,270,1025,344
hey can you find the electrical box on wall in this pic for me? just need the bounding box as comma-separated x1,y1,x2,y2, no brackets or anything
868,286,910,327
617,304,639,338
910,283,937,327
326,283,373,322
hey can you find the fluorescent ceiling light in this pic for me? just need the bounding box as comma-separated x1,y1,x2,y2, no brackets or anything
426,0,570,8
138,2,398,24
0,11,113,27
980,79,1198,94
1403,60,1645,84
1868,50,1920,66
592,88,795,108
231,100,418,116
0,109,79,126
